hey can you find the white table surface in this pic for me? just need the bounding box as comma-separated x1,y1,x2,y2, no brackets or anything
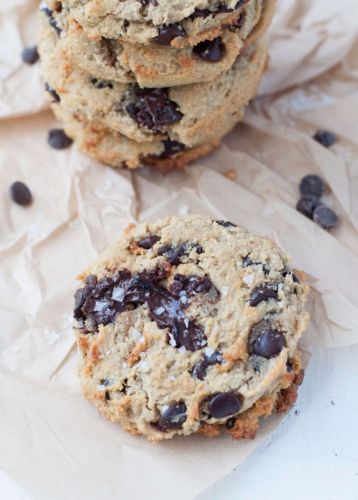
2,344,357,500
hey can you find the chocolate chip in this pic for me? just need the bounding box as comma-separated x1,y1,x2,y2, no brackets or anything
155,24,186,46
90,78,113,89
157,402,187,430
313,130,337,148
9,181,33,206
286,360,293,372
313,205,338,230
193,37,225,62
170,274,213,298
250,284,278,307
157,140,186,159
296,196,321,219
208,392,242,419
48,129,73,149
140,0,158,5
21,46,39,65
190,8,211,19
126,87,183,133
158,242,202,265
74,267,207,351
242,256,253,267
41,6,62,35
138,235,161,249
45,82,60,102
249,320,286,359
191,350,222,380
225,417,236,429
215,220,237,227
299,174,325,198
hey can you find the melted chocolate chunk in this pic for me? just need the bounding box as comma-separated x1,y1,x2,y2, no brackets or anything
41,6,62,35
155,24,186,45
249,320,286,359
157,140,186,159
21,46,39,65
48,129,73,149
90,78,114,89
45,82,60,102
208,392,242,418
158,242,202,265
74,268,207,351
193,37,225,62
9,181,33,206
126,87,183,133
250,284,279,307
313,205,338,230
313,130,337,148
215,220,237,227
190,8,211,19
170,274,213,298
191,350,223,380
299,174,325,198
157,402,187,430
225,417,236,429
137,235,161,249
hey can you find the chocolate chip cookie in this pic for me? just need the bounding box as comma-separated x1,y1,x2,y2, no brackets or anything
73,215,309,441
49,0,257,46
39,18,267,148
49,102,219,170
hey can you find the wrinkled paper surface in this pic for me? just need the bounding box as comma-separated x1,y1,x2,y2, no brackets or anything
1,0,358,499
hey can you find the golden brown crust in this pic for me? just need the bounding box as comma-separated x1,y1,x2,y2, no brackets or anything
199,351,303,440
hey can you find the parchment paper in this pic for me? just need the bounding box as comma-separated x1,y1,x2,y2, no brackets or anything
1,0,358,499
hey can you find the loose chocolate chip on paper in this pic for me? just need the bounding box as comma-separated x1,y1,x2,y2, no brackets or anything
313,205,338,230
313,129,337,148
21,46,39,65
9,182,33,207
48,129,73,149
296,196,321,219
299,174,325,198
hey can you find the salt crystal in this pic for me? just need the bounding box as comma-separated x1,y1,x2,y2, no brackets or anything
243,274,255,286
154,306,165,315
129,327,142,342
221,287,229,297
178,346,187,354
205,347,215,357
43,327,60,346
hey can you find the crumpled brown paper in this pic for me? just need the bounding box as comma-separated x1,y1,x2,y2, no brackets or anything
1,0,358,499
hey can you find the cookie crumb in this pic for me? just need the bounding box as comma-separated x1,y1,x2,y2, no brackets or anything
224,169,237,180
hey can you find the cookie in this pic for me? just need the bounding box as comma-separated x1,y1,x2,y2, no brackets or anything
48,0,255,46
60,20,247,88
50,102,219,170
39,20,267,147
73,214,309,441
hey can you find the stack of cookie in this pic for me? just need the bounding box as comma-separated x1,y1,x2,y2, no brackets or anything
39,0,275,171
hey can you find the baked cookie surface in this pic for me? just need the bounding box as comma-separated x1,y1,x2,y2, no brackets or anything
73,215,309,441
51,0,255,46
39,18,267,148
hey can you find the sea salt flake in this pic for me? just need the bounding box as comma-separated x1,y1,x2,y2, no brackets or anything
178,346,187,354
154,306,165,315
129,327,142,342
221,287,229,297
43,328,60,346
205,347,215,357
243,274,255,286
